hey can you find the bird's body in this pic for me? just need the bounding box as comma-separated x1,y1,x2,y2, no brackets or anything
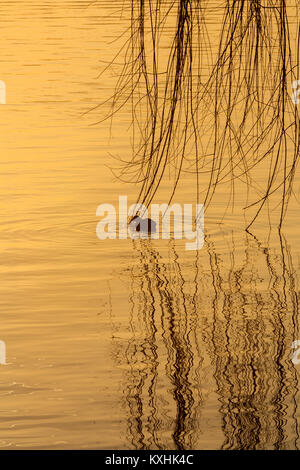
129,214,156,234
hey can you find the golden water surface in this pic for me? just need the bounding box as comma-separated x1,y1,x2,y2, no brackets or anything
1,0,300,449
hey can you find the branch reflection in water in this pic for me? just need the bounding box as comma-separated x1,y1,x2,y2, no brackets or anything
108,231,300,449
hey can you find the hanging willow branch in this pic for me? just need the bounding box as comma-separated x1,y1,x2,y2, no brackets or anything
101,0,300,228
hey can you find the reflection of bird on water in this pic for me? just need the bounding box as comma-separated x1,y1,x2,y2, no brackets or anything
129,212,156,234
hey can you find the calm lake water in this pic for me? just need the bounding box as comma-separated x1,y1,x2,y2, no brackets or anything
1,0,300,449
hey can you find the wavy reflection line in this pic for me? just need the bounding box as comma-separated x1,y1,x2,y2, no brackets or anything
205,231,300,449
108,230,300,449
124,240,198,449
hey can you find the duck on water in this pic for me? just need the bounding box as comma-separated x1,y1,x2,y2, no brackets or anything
129,212,156,234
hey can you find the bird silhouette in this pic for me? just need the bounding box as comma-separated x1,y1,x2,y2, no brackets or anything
129,212,156,234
